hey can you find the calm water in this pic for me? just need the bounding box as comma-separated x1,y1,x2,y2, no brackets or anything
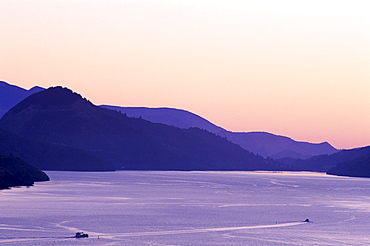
0,171,369,245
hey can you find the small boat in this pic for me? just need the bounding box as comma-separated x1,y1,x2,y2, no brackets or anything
75,232,89,238
304,218,310,222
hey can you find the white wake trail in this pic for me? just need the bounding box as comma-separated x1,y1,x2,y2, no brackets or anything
102,221,307,238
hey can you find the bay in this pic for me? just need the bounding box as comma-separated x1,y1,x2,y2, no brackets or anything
0,171,369,245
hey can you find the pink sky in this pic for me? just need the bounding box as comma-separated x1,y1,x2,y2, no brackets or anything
1,0,369,149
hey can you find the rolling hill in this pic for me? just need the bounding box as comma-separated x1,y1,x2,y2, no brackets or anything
102,105,338,159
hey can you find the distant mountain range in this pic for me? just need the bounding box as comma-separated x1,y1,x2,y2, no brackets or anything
0,81,338,160
0,81,368,177
102,106,338,159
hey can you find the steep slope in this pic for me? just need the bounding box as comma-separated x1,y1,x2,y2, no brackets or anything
327,152,370,178
0,81,44,118
102,105,338,159
0,154,49,189
0,87,271,171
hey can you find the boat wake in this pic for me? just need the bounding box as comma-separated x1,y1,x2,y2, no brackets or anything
0,224,46,232
0,221,308,243
99,221,308,239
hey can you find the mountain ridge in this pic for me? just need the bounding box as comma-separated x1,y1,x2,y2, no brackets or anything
0,82,338,159
102,105,338,159
0,86,273,171
0,82,367,175
0,81,338,159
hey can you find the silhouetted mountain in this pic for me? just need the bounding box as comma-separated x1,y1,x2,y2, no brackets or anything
101,105,338,159
277,145,370,172
327,147,370,178
0,82,338,160
101,106,225,133
0,154,49,189
0,87,273,171
0,81,44,118
0,128,115,171
221,131,337,159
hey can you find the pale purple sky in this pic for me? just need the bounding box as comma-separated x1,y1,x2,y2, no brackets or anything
1,0,369,149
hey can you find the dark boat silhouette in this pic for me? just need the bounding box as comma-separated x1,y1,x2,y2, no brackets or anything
75,232,88,238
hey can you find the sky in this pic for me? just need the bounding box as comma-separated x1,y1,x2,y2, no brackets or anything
0,0,369,149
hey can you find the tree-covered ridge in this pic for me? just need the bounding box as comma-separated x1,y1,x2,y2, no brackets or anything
275,145,370,172
327,151,370,178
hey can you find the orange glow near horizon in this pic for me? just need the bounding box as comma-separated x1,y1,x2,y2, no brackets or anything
0,0,369,150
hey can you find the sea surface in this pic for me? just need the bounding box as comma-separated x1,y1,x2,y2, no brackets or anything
0,171,369,245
